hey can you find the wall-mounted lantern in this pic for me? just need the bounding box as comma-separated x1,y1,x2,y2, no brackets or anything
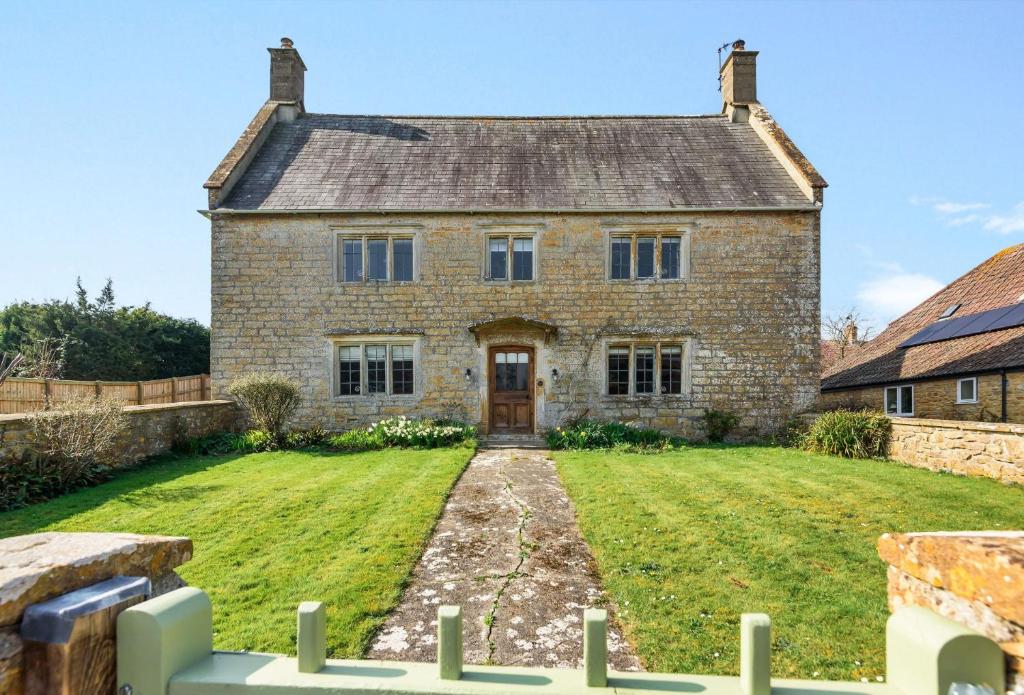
551,368,560,383
464,368,472,382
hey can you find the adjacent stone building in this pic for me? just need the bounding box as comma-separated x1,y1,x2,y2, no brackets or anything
822,244,1024,423
204,39,826,438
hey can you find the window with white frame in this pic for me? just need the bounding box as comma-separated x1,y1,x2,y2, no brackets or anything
956,377,978,404
335,340,416,396
608,231,686,281
884,385,914,416
606,342,687,396
486,233,535,281
337,234,416,283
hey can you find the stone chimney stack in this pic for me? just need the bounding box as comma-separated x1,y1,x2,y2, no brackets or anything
843,321,859,344
720,40,758,121
268,37,306,111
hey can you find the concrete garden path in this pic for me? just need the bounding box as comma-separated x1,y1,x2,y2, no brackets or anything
368,447,640,670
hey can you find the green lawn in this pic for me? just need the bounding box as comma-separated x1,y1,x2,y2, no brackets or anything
555,446,1024,682
0,446,474,657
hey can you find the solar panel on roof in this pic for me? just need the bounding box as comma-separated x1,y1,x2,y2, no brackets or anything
989,303,1024,331
899,303,1024,348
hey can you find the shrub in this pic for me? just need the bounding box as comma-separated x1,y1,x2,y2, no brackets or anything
546,420,682,451
773,415,813,448
802,409,891,459
284,426,328,450
29,396,129,488
0,451,72,511
228,373,301,439
175,429,279,456
327,417,475,452
175,431,238,456
236,429,276,452
700,409,740,443
326,427,386,452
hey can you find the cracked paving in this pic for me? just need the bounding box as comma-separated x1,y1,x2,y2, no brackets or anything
367,447,641,670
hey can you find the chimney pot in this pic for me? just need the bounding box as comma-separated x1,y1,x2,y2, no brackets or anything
732,39,745,50
280,37,294,48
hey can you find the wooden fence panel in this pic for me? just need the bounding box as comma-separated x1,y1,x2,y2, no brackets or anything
140,379,174,405
47,380,96,404
0,379,46,414
175,376,206,403
101,383,138,405
0,375,211,414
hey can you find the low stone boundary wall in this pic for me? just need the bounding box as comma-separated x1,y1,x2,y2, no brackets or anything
878,531,1024,691
0,399,241,465
889,417,1024,485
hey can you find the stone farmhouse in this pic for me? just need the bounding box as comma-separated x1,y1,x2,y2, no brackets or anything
203,39,826,438
822,243,1024,423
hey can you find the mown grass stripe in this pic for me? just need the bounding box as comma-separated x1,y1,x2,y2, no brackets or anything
555,446,1023,681
0,446,475,658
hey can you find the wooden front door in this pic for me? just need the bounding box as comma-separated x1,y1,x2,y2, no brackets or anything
489,346,534,433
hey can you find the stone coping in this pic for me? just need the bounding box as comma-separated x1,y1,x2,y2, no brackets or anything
878,531,1024,625
0,399,234,425
889,417,1024,435
0,532,192,627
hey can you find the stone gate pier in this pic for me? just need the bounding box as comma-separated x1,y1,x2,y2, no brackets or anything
0,532,192,694
879,531,1024,692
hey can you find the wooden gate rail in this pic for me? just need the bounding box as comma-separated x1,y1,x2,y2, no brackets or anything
116,587,1005,695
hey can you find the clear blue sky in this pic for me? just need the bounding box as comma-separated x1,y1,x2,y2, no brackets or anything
3,0,1022,331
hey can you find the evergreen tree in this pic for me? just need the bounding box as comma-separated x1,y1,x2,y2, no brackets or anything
0,280,209,380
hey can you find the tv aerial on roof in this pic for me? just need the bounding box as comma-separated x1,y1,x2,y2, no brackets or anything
717,39,745,92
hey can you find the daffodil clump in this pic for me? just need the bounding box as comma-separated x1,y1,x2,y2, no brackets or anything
546,420,684,451
328,416,476,451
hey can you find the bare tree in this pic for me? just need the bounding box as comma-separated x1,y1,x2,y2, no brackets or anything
822,308,875,361
19,336,68,381
0,353,24,388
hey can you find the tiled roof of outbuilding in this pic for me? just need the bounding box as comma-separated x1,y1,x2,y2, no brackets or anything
822,244,1024,390
218,114,812,211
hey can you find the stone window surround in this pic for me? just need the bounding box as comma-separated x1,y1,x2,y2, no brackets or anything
478,224,543,283
603,224,692,282
328,335,422,400
955,377,978,404
599,337,692,399
332,225,422,283
885,384,915,417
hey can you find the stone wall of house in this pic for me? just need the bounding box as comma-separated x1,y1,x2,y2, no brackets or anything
878,532,1024,691
0,400,241,465
0,532,193,695
210,211,820,439
888,417,1024,485
820,370,1023,423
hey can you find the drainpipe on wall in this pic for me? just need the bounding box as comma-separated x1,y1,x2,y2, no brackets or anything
1001,369,1008,423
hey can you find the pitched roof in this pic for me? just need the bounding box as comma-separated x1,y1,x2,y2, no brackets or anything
216,114,813,211
822,244,1024,390
821,339,864,374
